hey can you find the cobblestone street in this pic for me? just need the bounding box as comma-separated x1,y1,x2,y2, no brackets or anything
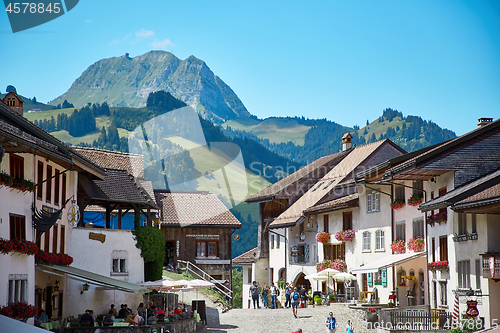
199,303,371,333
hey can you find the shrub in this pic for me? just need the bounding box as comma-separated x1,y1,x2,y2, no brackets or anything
133,226,165,281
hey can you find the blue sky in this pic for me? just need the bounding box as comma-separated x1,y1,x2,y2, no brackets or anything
1,0,499,135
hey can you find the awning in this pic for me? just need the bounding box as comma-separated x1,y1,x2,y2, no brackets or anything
36,264,149,293
351,252,426,274
0,314,48,332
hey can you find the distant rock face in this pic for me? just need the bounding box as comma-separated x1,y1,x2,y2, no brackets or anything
50,51,250,123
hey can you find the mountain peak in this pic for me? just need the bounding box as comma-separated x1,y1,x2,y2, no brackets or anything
49,51,249,122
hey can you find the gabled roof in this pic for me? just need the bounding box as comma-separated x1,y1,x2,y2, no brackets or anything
385,118,500,181
79,168,157,208
154,190,242,228
0,102,105,178
419,169,500,212
72,147,145,179
233,247,258,265
303,193,359,215
269,139,400,228
246,150,350,203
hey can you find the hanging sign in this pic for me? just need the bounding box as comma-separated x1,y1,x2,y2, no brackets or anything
67,201,80,227
490,257,495,278
466,300,479,318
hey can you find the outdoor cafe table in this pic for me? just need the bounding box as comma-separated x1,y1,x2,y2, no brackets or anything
41,321,61,331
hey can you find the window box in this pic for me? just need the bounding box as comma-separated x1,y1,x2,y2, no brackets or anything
316,259,346,272
335,229,355,242
0,238,38,256
390,239,406,254
0,172,36,193
427,261,449,272
407,194,423,207
316,231,330,244
407,237,425,252
427,212,447,224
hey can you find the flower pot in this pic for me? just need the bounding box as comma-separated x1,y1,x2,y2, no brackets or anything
366,313,378,323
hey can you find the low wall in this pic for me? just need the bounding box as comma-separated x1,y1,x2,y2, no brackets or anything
63,318,196,333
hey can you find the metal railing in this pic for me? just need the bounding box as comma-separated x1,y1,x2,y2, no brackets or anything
177,260,233,303
387,311,453,330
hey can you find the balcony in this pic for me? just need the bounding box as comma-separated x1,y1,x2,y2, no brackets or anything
452,232,478,242
426,212,447,225
481,253,500,279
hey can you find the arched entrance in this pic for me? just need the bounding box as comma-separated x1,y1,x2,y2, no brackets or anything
278,268,285,281
293,272,311,291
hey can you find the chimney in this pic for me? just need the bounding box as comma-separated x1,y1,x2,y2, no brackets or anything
477,118,493,128
342,132,353,151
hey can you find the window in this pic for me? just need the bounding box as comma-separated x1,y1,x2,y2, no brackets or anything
439,281,447,306
367,191,380,212
412,219,424,238
362,231,371,252
458,213,467,235
54,170,60,206
438,187,447,215
9,215,26,240
60,226,65,254
343,212,352,230
8,275,28,305
475,259,481,290
312,182,324,192
52,224,58,253
271,235,274,249
297,244,309,263
276,235,280,249
35,230,41,248
412,180,423,196
44,231,50,252
37,161,43,200
197,241,218,257
324,243,345,261
439,236,448,261
458,260,470,289
395,221,405,241
46,165,52,203
471,214,477,234
323,215,329,233
61,174,67,203
247,268,252,283
375,230,385,250
112,259,127,273
431,237,436,262
9,154,24,179
395,185,405,201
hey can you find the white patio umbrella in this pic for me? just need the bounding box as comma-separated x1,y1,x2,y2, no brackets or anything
139,279,188,317
332,272,356,282
317,268,340,293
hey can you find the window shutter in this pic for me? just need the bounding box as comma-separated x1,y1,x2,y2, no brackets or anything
368,273,373,287
305,244,310,262
382,269,387,287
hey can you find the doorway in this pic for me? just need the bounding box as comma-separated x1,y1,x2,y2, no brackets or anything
165,241,176,269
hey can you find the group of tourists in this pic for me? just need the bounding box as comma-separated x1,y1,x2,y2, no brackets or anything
249,281,312,311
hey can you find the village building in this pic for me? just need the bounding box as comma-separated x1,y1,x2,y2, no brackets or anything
154,190,241,300
1,91,24,116
375,117,500,328
232,247,257,309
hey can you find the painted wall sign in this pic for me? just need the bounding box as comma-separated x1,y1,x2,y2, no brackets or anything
186,234,220,239
89,232,106,243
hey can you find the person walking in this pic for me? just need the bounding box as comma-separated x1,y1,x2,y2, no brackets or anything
346,320,354,333
249,281,261,309
299,285,309,308
285,282,292,308
262,283,270,308
326,312,336,332
291,287,300,318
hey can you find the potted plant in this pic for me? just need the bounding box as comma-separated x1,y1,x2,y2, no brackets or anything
374,278,382,285
335,229,355,242
316,259,347,272
314,295,322,305
391,199,406,210
316,231,331,244
391,239,406,254
366,308,378,323
329,294,336,303
307,296,313,305
407,237,424,252
407,193,423,206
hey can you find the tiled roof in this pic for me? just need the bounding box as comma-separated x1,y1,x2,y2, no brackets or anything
269,140,387,228
303,193,359,215
246,150,349,203
154,191,242,228
232,247,258,264
72,147,145,179
387,118,500,178
80,168,157,208
419,169,500,211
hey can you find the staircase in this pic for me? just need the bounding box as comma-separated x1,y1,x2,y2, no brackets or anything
177,260,233,308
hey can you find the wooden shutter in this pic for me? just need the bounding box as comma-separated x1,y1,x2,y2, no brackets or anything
367,273,373,287
381,269,387,287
